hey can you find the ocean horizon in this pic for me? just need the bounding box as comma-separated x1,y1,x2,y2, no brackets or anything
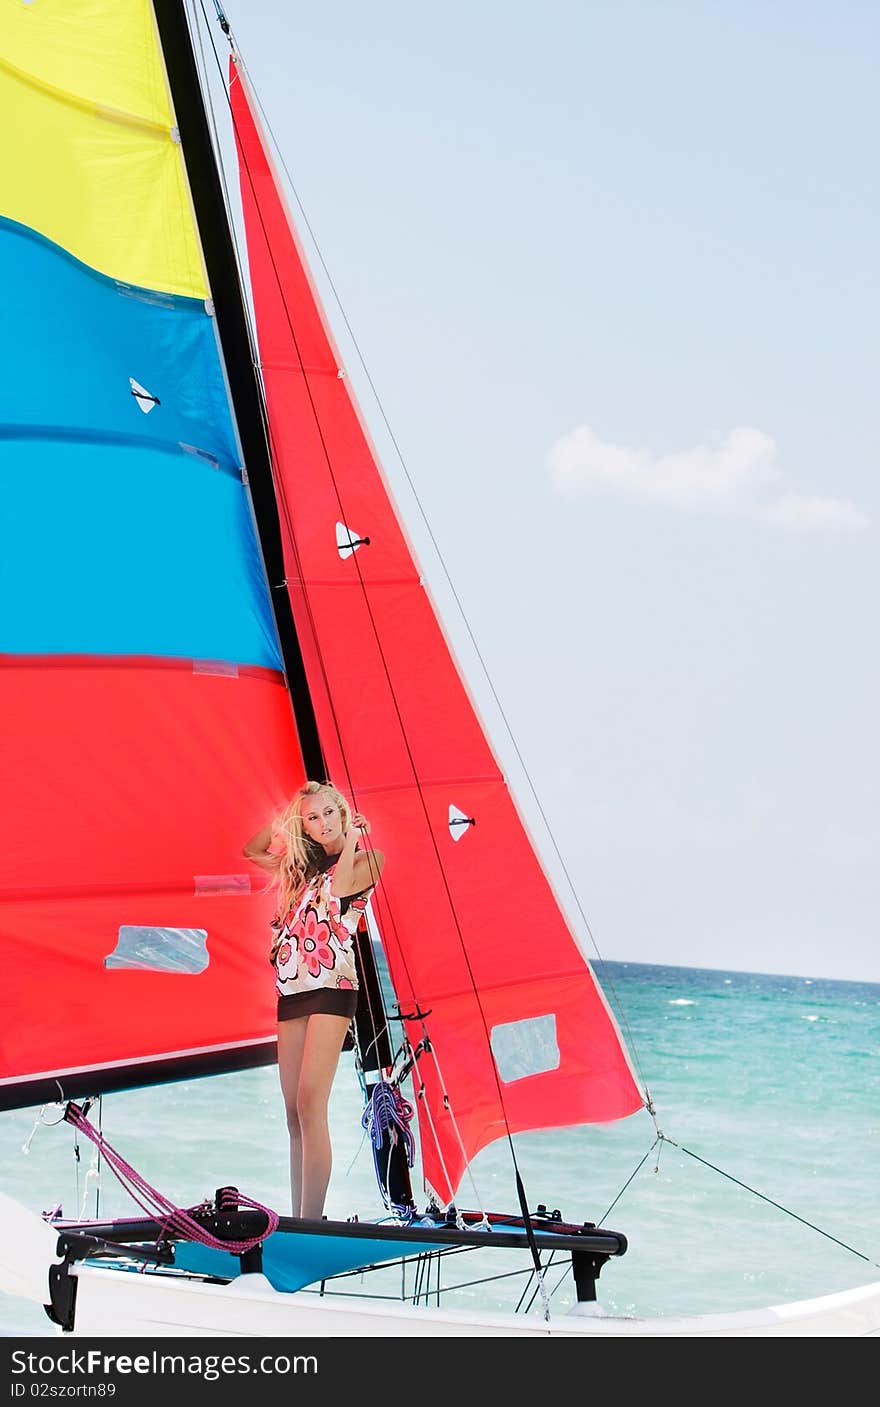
3,958,878,1335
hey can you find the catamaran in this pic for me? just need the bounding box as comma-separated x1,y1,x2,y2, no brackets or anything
1,0,878,1338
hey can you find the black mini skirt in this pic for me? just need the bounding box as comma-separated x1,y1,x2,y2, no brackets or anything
277,988,358,1022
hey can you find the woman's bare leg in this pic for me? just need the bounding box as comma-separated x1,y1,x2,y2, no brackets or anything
277,1018,309,1215
297,1014,351,1220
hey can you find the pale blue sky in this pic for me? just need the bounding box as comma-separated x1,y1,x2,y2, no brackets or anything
215,2,879,982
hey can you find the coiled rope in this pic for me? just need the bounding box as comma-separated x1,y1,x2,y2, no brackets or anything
361,1081,416,1218
63,1102,278,1253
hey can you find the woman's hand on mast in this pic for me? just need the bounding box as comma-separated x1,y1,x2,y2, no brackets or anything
332,811,384,896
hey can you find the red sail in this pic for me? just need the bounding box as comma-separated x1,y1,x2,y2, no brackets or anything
231,60,643,1202
0,657,303,1110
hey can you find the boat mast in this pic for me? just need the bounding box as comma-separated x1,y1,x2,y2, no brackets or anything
151,0,323,777
154,1,415,1212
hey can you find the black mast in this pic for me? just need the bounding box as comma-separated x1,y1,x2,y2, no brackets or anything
153,1,414,1211
152,0,323,779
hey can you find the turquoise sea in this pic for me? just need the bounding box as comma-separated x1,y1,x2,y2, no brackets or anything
2,960,878,1335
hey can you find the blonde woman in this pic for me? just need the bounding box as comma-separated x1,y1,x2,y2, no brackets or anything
244,781,384,1218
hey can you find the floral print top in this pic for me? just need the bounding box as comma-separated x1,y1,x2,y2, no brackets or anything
270,860,372,998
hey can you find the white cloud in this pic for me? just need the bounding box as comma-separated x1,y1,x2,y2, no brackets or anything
547,423,869,532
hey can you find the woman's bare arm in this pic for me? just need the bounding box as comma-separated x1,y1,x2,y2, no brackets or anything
331,813,385,896
243,824,280,872
334,848,385,897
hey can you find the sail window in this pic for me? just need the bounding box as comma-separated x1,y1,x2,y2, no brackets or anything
490,1014,560,1083
105,927,209,974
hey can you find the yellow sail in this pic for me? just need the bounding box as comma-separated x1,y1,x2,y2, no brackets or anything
0,0,206,296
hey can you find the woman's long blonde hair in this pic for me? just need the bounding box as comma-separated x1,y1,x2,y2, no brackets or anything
269,780,351,917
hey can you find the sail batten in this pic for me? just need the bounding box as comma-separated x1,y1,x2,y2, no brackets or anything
0,52,175,136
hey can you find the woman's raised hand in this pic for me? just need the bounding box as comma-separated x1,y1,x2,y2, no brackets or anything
349,811,370,835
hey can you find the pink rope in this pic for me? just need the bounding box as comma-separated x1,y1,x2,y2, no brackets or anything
64,1103,279,1254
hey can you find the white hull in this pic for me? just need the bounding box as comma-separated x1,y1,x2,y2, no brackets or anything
62,1264,880,1338
2,1193,878,1338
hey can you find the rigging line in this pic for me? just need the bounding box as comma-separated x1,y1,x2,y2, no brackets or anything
598,1140,661,1225
192,30,464,1161
64,1103,279,1253
69,1088,84,1212
433,1261,551,1302
217,27,652,1139
514,1168,550,1319
523,1251,566,1314
351,965,389,1074
219,122,387,802
540,1252,586,1312
388,1031,489,1225
323,1245,558,1306
94,1095,103,1221
295,1240,523,1290
209,12,597,1225
239,371,407,1139
234,24,650,1096
168,0,324,778
222,54,432,851
661,1136,880,1269
319,1258,542,1306
223,194,538,1238
351,958,396,1074
238,217,515,1247
190,0,237,236
397,1024,496,1225
406,1029,502,1228
342,888,409,1129
208,48,402,809
519,1255,560,1314
356,998,403,1104
200,15,411,992
190,0,269,416
221,36,516,1137
403,1045,465,1215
